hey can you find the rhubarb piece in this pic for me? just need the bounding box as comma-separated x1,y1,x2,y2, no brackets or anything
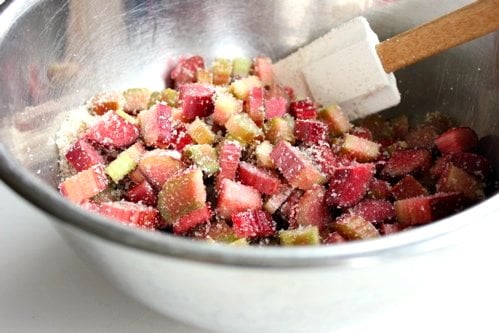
295,119,329,145
116,109,138,125
174,205,211,234
405,125,438,150
213,92,242,126
170,122,193,151
384,140,408,157
349,126,373,140
334,214,380,240
395,192,465,226
278,189,303,227
279,226,320,246
212,58,232,85
230,75,262,100
255,140,274,168
123,88,151,114
196,68,214,84
253,56,273,87
229,238,249,246
423,112,454,133
449,152,492,180
367,178,392,200
245,87,265,126
380,223,403,236
326,163,374,208
138,149,183,189
138,102,173,148
98,201,160,230
85,111,139,149
289,98,317,120
391,175,429,200
295,185,332,228
358,114,393,141
270,140,325,190
305,145,345,179
265,115,295,144
149,88,178,108
390,115,409,139
217,179,262,219
430,155,452,179
216,140,242,187
89,92,122,115
232,58,251,78
125,180,157,206
187,118,216,144
179,83,215,121
264,185,293,214
381,149,432,178
59,164,108,204
185,144,219,176
65,138,104,172
341,133,380,162
435,127,478,154
318,104,352,137
171,55,205,86
232,209,276,238
322,231,347,244
350,199,395,224
238,161,280,195
264,96,287,119
105,142,145,183
225,112,263,145
436,165,485,201
158,168,207,224
92,187,122,203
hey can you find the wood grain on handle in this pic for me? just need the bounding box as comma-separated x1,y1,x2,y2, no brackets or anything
376,0,499,73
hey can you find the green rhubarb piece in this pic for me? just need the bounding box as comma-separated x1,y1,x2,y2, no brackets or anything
229,75,262,100
255,140,274,168
229,238,249,246
341,133,380,162
188,118,216,144
225,113,263,145
123,88,151,113
264,116,295,144
116,109,138,125
318,104,352,136
212,58,232,85
185,144,219,175
196,68,214,84
232,58,252,78
149,89,178,108
213,92,242,126
279,226,320,246
105,143,144,183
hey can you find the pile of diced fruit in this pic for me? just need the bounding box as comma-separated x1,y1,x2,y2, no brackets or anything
58,55,495,246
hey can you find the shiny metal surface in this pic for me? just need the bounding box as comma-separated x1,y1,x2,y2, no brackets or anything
0,0,498,269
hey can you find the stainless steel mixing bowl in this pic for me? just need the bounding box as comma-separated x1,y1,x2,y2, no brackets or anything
0,0,498,332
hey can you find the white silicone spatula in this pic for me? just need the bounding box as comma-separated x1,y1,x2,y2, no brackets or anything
273,0,499,119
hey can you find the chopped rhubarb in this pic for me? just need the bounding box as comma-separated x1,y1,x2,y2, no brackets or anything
232,209,276,238
158,168,207,224
380,223,403,236
217,179,262,219
125,180,157,206
434,127,478,154
123,88,151,114
196,68,214,84
216,141,242,187
289,99,317,120
381,149,432,178
213,92,242,126
89,92,122,115
305,145,345,179
436,165,484,201
367,178,392,200
128,168,146,184
59,164,108,204
449,152,492,180
334,214,380,240
279,189,303,228
255,140,274,168
170,122,193,151
253,56,273,87
264,185,293,214
295,185,332,228
390,115,409,139
185,144,219,176
212,58,232,85
148,88,178,108
395,192,465,226
65,138,104,172
270,140,325,190
138,149,183,189
349,126,373,140
405,125,438,150
105,142,145,183
358,114,393,141
295,119,329,145
322,231,347,244
230,75,262,100
85,111,139,149
98,201,160,230
187,117,216,144
391,175,429,200
245,87,265,126
264,96,287,119
341,133,380,162
179,83,215,121
232,57,252,78
279,226,320,246
238,161,280,195
138,103,173,148
326,163,374,208
170,55,205,86
265,116,296,144
350,199,395,224
318,104,352,136
225,112,263,145
174,205,212,234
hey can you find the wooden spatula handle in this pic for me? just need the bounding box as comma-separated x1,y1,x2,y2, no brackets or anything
377,0,499,73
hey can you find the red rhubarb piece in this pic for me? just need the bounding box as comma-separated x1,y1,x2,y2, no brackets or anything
238,161,281,195
85,111,139,149
170,122,193,151
270,140,325,190
434,127,478,154
295,185,332,229
289,99,317,120
98,201,160,230
350,199,395,224
264,96,287,119
450,152,492,180
326,163,374,208
305,145,347,180
436,165,484,201
430,155,452,179
179,83,215,121
232,209,276,238
174,205,212,234
254,56,274,87
216,141,242,188
295,119,329,145
381,149,432,178
405,125,438,150
170,56,205,86
138,149,183,189
217,179,263,219
379,223,403,236
65,138,104,172
128,168,146,184
264,185,293,214
367,178,392,200
59,164,108,204
279,189,303,229
391,175,429,200
245,87,265,126
138,102,173,148
322,231,346,244
125,180,157,206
